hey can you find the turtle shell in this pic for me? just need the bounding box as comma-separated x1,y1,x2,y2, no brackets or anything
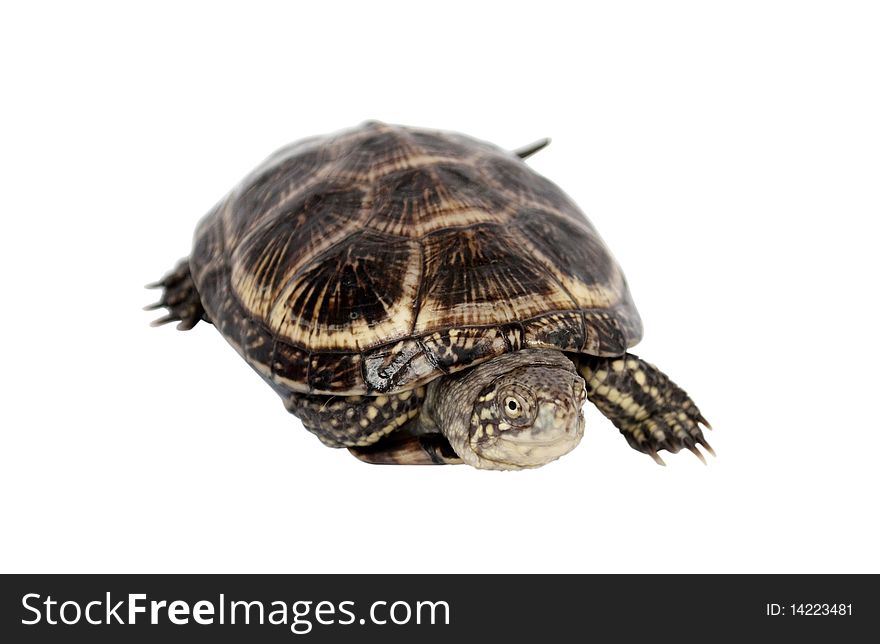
190,121,642,395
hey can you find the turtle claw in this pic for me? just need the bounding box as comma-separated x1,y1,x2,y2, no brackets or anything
619,409,714,466
647,448,666,466
686,443,707,465
146,260,207,330
150,313,178,327
696,436,716,457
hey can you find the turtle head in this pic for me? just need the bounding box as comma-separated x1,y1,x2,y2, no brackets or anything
432,350,586,470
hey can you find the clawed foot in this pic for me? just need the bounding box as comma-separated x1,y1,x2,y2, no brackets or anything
579,354,713,465
622,401,713,466
145,259,207,330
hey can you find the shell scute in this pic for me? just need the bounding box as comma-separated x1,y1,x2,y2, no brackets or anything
190,122,643,394
523,312,586,352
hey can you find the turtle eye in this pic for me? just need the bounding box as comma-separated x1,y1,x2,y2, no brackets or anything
494,388,535,427
503,395,523,418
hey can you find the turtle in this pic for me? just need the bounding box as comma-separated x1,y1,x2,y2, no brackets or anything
147,121,711,470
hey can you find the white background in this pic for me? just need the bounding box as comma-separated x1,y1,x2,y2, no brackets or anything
1,1,878,573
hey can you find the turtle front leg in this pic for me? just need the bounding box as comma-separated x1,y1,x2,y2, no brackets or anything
576,354,712,465
349,431,462,465
284,387,460,464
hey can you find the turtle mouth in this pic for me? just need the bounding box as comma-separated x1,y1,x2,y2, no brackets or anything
502,435,579,447
471,406,585,469
503,438,568,446
503,409,586,446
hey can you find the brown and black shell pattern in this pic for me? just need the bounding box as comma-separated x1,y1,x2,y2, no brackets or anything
190,121,643,395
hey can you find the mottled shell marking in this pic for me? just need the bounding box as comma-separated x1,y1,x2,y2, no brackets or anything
190,122,642,394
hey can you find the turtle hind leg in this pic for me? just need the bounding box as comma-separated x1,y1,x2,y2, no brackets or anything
577,354,712,465
145,259,209,330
